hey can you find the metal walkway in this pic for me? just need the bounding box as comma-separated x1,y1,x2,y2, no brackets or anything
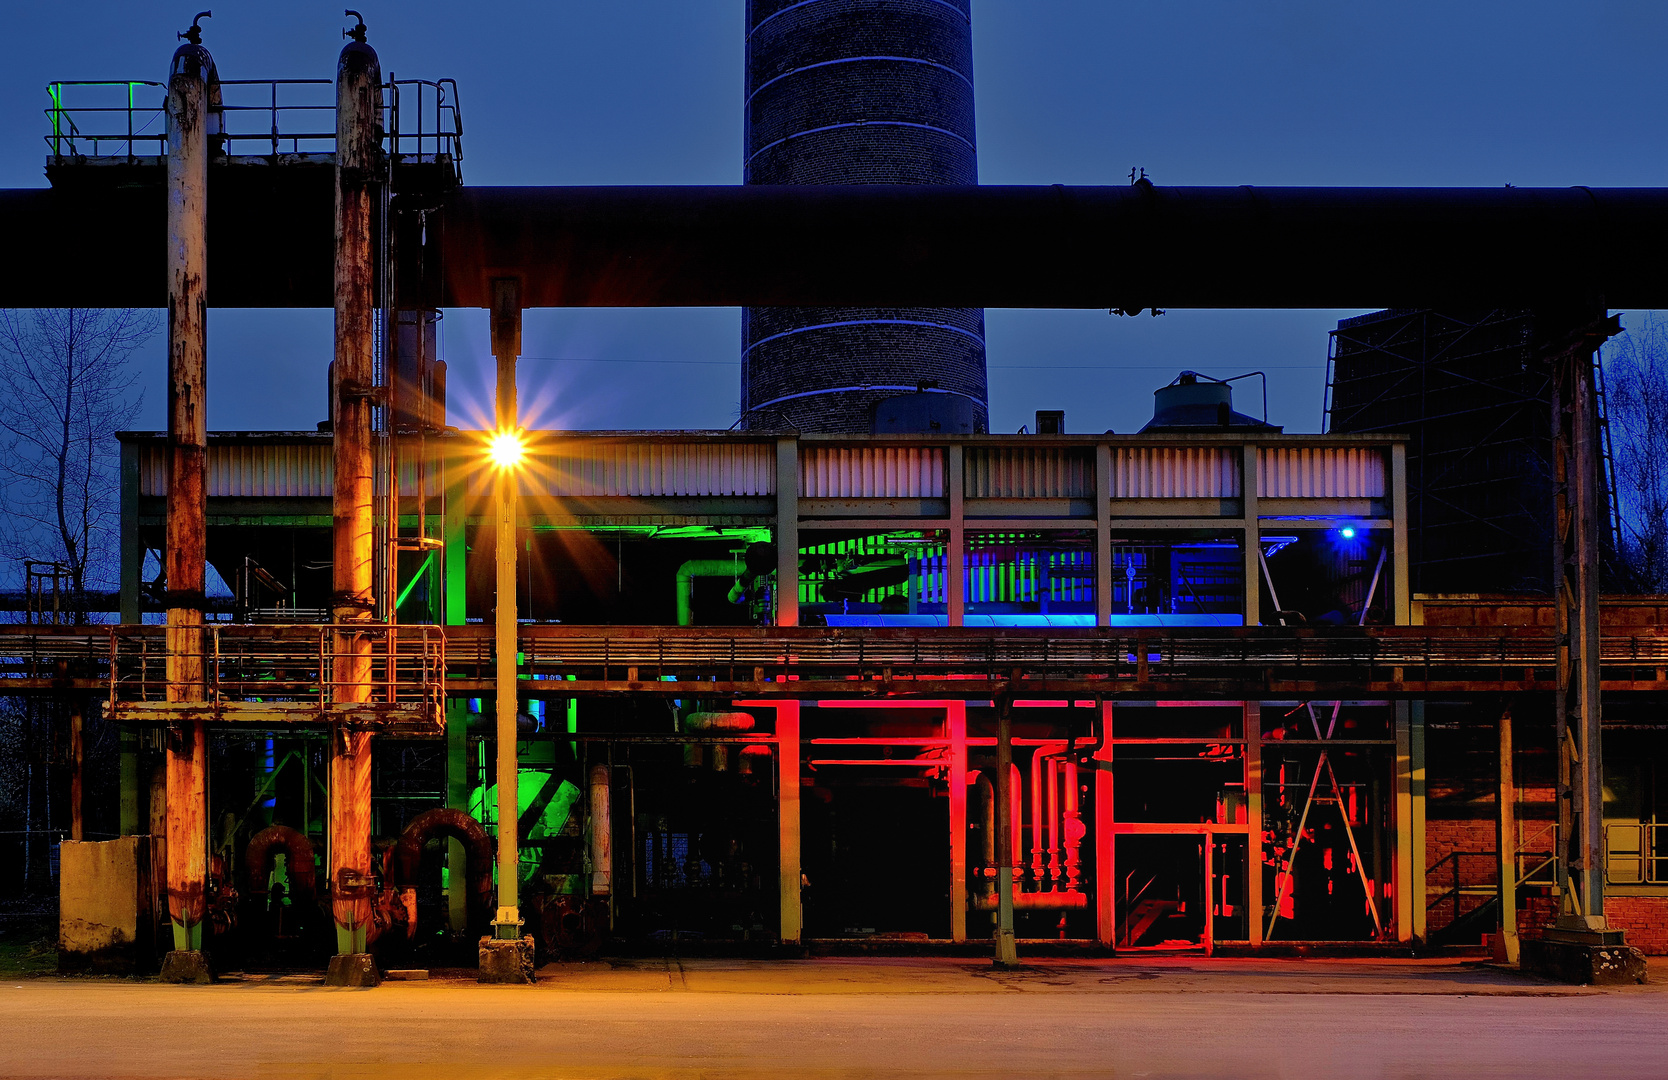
1,624,1665,714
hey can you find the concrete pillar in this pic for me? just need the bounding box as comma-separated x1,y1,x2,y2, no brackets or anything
948,701,967,942
327,25,382,968
776,701,801,944
161,22,216,967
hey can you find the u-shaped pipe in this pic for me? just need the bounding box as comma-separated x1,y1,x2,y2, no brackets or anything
389,808,495,939
244,824,317,909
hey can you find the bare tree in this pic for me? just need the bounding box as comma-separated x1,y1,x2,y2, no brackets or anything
1603,313,1668,592
0,308,154,620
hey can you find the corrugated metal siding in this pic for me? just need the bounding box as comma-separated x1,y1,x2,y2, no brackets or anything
141,444,336,497
1259,447,1386,498
526,441,776,497
1110,446,1239,499
965,447,1092,498
800,446,945,498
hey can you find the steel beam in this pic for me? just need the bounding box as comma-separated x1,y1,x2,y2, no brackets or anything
434,185,1668,310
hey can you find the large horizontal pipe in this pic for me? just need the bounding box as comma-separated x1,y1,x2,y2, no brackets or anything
4,183,1668,310
972,888,1091,911
439,184,1668,310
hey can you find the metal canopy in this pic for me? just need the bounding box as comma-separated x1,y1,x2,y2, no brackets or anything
4,182,1668,310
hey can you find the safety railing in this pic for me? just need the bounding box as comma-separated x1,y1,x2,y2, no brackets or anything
1606,822,1668,886
106,623,444,730
44,77,462,177
438,624,1668,687
1425,843,1557,935
0,622,1664,698
44,80,164,161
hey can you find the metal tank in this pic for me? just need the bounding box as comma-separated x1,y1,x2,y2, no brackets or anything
742,0,988,433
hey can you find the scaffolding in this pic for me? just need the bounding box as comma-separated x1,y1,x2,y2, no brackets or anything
1327,309,1556,594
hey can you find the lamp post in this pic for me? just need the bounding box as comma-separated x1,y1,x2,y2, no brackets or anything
487,277,526,957
489,429,524,941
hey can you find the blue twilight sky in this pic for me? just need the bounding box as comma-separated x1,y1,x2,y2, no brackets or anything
1,1,1664,435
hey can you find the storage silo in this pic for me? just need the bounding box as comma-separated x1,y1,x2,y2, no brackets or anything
742,0,988,433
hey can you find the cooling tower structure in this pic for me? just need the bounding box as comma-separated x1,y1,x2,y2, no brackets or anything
742,0,988,433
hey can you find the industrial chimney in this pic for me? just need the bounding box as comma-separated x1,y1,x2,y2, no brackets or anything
741,0,988,433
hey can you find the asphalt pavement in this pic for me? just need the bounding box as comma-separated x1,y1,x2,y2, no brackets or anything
2,956,1665,1079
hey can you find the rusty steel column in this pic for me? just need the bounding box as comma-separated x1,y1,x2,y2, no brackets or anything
1551,325,1616,933
328,19,382,967
1567,345,1607,928
161,18,216,964
491,277,523,940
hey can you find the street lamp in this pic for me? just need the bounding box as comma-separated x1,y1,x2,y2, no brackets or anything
489,429,526,471
490,426,525,942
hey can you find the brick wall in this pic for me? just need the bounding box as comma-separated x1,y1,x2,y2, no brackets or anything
1516,894,1668,955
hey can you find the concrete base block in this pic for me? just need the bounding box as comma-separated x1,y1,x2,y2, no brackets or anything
60,838,151,975
1521,938,1647,985
158,950,213,984
478,935,536,984
324,952,381,988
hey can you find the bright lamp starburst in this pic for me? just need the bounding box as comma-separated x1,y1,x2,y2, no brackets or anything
488,429,526,470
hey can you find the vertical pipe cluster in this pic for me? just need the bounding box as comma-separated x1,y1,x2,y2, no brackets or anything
163,26,216,956
329,25,382,957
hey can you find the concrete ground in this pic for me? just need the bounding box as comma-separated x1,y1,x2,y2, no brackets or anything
3,956,1666,1079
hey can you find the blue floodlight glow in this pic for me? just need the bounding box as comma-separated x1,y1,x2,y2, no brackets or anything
1339,527,1357,539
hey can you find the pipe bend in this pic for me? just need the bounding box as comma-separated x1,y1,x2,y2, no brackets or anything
244,824,316,905
391,807,495,935
675,559,742,626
